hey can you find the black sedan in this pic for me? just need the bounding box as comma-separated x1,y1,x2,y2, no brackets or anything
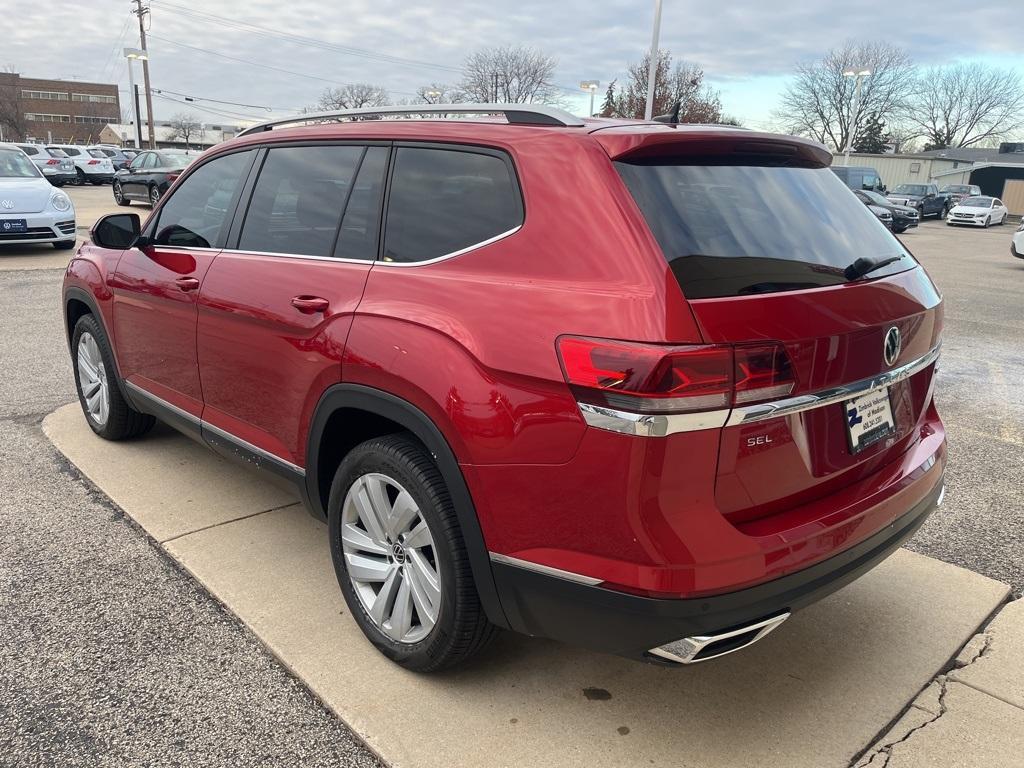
854,189,919,234
113,150,195,208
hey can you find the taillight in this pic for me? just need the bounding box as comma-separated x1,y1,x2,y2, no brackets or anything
166,173,180,184
557,336,796,415
87,160,100,165
46,159,60,165
733,343,795,404
557,336,733,414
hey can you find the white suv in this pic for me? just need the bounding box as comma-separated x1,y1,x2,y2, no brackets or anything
14,145,77,187
47,145,115,185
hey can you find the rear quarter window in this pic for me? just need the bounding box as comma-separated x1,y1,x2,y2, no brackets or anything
382,146,523,263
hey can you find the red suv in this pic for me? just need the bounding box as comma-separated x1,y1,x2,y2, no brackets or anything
63,105,946,671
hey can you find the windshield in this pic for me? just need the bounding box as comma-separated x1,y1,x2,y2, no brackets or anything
959,197,993,208
616,159,913,299
943,185,970,193
160,151,191,166
0,149,41,178
892,184,928,195
861,190,890,206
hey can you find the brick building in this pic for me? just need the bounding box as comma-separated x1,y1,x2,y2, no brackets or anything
0,72,121,144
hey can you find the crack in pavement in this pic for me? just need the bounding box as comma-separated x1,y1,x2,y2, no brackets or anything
851,608,1005,768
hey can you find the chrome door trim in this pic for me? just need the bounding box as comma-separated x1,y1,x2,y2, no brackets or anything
489,552,603,586
576,343,941,437
124,380,305,477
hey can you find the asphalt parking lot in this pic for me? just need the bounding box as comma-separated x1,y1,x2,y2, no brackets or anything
1,186,1022,765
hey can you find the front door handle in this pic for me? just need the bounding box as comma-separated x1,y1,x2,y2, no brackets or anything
175,277,200,292
291,295,330,314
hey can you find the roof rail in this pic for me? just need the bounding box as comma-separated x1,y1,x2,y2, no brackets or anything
236,103,585,137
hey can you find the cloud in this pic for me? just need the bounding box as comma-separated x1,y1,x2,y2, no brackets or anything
5,0,1021,124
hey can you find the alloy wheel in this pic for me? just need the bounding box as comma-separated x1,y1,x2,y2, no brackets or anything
113,182,124,203
150,186,160,206
77,332,110,427
341,473,441,644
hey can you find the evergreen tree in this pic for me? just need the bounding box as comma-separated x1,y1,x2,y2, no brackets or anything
599,80,617,117
853,112,888,153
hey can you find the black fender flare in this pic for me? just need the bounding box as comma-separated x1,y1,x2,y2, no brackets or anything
304,383,509,629
63,285,140,411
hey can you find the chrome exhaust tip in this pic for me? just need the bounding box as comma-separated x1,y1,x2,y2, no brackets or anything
647,612,790,665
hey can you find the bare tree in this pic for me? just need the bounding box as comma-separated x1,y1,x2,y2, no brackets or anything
460,45,559,103
0,65,27,142
614,51,722,123
316,84,390,111
775,41,916,151
907,63,1024,149
166,112,202,148
414,83,464,104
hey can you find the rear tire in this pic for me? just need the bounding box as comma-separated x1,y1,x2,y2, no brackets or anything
113,181,130,206
74,168,86,186
71,314,155,441
149,185,161,207
328,434,496,672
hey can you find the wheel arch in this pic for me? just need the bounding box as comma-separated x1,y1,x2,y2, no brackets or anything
63,285,138,410
305,383,509,629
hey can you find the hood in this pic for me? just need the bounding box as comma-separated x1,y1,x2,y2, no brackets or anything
891,204,918,215
0,177,52,213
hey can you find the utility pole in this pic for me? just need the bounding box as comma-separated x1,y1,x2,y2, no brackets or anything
644,0,663,120
132,0,157,148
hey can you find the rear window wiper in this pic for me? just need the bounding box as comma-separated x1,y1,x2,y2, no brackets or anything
844,254,905,281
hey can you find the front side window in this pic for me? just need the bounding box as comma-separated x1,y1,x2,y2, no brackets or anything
239,145,365,257
616,159,914,299
383,146,523,263
128,153,147,170
153,150,252,249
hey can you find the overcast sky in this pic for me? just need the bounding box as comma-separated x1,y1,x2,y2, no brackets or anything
7,0,1023,131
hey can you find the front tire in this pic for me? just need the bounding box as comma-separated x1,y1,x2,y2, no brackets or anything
984,216,991,228
113,181,130,206
328,434,495,672
71,315,155,440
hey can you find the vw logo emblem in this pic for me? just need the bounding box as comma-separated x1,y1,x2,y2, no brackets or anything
883,326,901,367
391,542,407,564
0,199,14,210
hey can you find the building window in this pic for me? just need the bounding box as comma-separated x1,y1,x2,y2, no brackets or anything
21,89,69,101
73,115,118,125
71,93,117,104
910,162,921,174
25,113,72,123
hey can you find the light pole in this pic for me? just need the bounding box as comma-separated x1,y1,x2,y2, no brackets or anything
843,68,871,163
644,0,663,120
580,80,600,117
425,90,442,104
123,48,147,149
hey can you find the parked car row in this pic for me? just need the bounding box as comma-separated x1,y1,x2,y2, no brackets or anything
13,143,139,187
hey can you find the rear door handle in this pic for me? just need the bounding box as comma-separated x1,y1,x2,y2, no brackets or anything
291,295,330,314
175,277,200,292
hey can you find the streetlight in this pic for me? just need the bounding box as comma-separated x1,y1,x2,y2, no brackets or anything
124,47,148,149
842,68,871,164
424,90,442,104
644,0,663,120
580,80,600,117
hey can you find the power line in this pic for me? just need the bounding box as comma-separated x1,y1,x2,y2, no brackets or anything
152,88,272,111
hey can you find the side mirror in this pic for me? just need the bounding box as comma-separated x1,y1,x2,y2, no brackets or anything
91,213,141,249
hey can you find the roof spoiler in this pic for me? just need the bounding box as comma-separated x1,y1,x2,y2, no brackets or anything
597,129,833,168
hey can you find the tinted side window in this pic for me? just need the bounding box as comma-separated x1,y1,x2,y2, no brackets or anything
19,146,39,156
239,145,363,257
154,150,252,249
334,146,388,261
61,147,81,157
383,147,522,263
129,153,146,170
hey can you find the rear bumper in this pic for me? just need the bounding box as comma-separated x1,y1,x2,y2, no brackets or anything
492,473,943,660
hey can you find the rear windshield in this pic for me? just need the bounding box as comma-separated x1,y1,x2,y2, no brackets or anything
45,148,68,158
87,149,107,158
616,160,913,299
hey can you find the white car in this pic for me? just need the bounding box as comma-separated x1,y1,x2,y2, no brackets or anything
946,196,1009,227
1012,220,1024,261
0,143,77,249
46,144,116,185
14,144,77,187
